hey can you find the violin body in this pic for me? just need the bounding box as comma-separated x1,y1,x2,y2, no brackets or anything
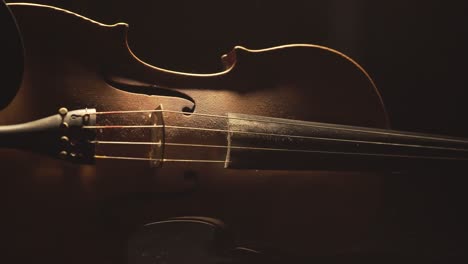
2,3,396,263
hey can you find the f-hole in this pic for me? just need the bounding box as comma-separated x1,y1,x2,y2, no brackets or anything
105,76,196,114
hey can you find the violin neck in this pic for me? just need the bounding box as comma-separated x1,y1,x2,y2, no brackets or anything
224,113,468,171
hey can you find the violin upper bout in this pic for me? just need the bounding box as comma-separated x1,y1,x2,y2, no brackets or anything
8,3,131,58
217,44,390,128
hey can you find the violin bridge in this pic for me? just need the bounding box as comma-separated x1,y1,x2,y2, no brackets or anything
149,105,165,167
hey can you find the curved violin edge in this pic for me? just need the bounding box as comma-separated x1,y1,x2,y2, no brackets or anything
7,2,128,28
8,2,390,126
8,3,382,78
123,37,390,126
227,45,389,126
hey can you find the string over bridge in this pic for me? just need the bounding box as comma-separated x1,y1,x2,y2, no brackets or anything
85,108,468,170
149,105,165,168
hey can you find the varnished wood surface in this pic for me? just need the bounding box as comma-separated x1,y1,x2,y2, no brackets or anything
0,3,440,264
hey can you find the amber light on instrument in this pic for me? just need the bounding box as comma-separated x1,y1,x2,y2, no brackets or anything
1,2,466,263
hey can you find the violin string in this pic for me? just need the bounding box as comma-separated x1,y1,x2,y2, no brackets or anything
93,150,468,163
88,109,468,144
83,125,468,153
89,139,468,153
84,124,227,133
94,155,226,163
91,140,345,153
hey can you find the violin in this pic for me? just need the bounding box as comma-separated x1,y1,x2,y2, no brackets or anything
2,2,467,263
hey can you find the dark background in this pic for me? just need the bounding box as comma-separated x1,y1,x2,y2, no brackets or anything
4,0,468,262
